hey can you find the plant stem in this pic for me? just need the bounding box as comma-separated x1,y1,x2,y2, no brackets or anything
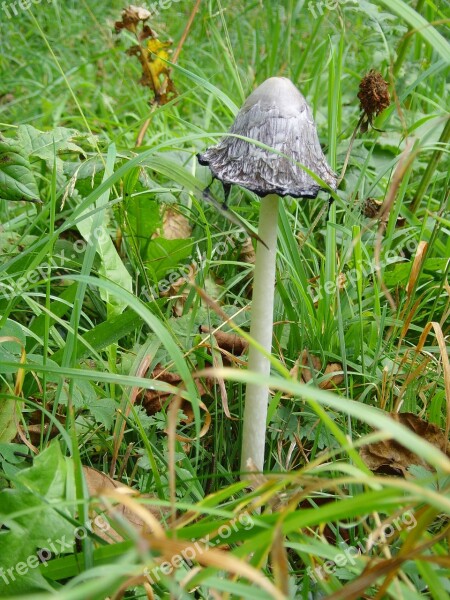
241,194,280,474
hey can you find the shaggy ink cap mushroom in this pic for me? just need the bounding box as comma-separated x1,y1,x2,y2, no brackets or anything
198,77,336,475
198,76,337,198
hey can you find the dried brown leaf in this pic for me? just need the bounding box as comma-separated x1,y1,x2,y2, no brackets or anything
319,363,344,390
116,9,177,106
360,412,450,475
137,366,213,443
363,197,383,218
138,364,211,415
291,350,322,383
154,207,191,240
83,466,167,542
406,240,428,297
200,326,248,357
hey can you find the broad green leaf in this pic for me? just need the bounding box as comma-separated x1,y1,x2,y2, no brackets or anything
18,125,86,157
0,444,75,595
0,137,40,203
17,125,89,179
145,237,194,280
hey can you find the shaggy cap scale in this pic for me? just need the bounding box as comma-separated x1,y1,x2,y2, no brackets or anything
198,77,337,198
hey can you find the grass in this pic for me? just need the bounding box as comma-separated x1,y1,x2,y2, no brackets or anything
0,0,449,598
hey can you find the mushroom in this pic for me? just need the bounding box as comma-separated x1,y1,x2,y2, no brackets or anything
198,77,337,473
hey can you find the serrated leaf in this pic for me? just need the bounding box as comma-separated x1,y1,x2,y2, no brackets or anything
18,124,86,169
89,398,116,428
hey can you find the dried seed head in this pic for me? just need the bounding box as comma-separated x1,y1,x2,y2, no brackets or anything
357,70,390,126
115,5,152,34
198,77,337,199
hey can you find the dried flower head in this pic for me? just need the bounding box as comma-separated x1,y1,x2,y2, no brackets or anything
357,70,390,132
115,5,152,34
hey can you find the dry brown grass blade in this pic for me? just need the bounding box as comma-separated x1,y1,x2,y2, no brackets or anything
399,295,423,339
406,240,428,298
271,525,290,595
142,536,286,600
373,505,442,599
393,353,431,411
429,322,450,450
167,393,182,526
199,329,238,419
409,322,450,450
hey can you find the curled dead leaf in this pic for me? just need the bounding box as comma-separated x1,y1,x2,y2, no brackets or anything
363,197,383,218
200,326,248,358
290,350,344,391
138,364,211,415
137,365,212,443
320,363,344,390
360,412,450,476
290,350,322,383
83,466,167,542
154,207,192,240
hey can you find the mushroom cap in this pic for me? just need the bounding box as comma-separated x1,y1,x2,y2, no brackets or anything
198,77,337,198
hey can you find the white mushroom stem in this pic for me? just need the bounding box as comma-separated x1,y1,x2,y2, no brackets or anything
241,193,280,474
